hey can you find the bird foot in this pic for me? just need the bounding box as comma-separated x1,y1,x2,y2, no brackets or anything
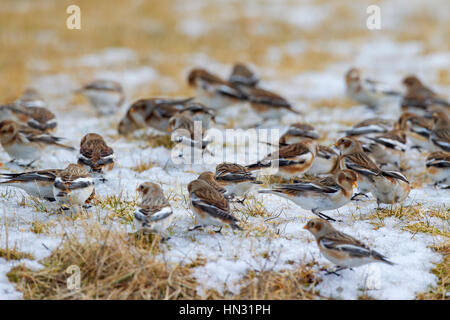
160,236,171,243
324,266,345,276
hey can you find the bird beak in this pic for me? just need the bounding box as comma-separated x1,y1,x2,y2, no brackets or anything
167,126,172,133
303,224,309,230
352,181,357,188
334,141,339,147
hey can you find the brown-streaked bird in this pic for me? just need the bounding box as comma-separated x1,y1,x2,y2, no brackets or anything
306,145,339,176
304,218,394,273
241,85,301,123
426,151,450,188
0,89,57,133
429,111,450,152
76,79,125,115
53,163,94,208
187,178,242,232
197,171,228,196
279,122,319,146
341,118,393,138
0,169,61,201
134,182,174,238
371,170,410,206
118,97,193,135
365,130,408,169
397,112,433,151
345,68,400,109
335,136,382,195
258,169,358,221
0,120,74,163
228,62,259,87
179,101,217,130
78,133,114,174
168,113,212,156
187,68,247,110
247,139,318,179
401,75,449,114
215,162,262,198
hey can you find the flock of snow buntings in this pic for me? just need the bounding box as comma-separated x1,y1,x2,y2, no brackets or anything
0,63,448,274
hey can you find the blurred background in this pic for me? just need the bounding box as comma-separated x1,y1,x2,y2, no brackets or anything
0,0,449,108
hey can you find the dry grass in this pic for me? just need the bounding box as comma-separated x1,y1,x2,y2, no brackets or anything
1,0,449,300
234,264,321,300
145,134,175,149
416,243,449,300
132,160,157,173
239,196,271,218
7,222,324,300
364,204,449,236
29,221,54,235
0,246,34,261
94,194,137,223
7,225,200,299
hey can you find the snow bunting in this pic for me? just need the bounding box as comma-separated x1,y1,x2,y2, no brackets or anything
228,62,259,87
345,68,400,109
247,139,318,179
279,122,319,146
365,130,407,169
179,101,217,130
335,137,382,195
341,118,393,138
0,120,74,163
371,170,410,206
78,133,114,173
53,164,94,208
187,178,242,231
0,169,61,201
15,88,46,108
397,112,433,151
118,97,192,135
24,106,57,133
402,75,449,114
187,68,247,110
76,80,125,115
0,89,56,133
0,103,57,133
306,145,339,176
215,162,262,197
241,85,300,123
430,111,450,152
134,182,174,237
426,151,450,188
258,169,357,221
304,218,394,272
168,113,211,155
197,171,228,196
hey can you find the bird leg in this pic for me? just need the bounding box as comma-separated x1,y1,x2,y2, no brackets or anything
160,236,171,243
324,266,345,276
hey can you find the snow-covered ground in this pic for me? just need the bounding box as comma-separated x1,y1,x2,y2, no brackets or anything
0,0,448,300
